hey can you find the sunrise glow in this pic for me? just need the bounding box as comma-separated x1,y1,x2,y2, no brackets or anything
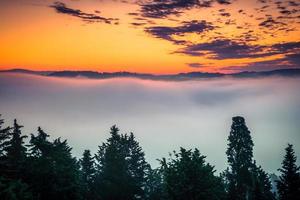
0,0,299,73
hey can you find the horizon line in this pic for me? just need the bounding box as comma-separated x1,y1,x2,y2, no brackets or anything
1,67,300,76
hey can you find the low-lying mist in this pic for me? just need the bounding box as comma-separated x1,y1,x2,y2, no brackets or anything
0,73,299,173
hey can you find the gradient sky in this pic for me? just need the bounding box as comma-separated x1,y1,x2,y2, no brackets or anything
0,0,300,73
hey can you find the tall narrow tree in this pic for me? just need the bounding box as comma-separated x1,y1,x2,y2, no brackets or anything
0,115,11,176
0,115,11,157
276,144,300,200
80,149,96,200
0,119,32,199
125,132,149,198
226,116,254,200
26,127,55,199
4,119,27,179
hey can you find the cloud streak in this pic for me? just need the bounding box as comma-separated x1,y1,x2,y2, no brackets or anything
176,40,300,61
50,2,119,24
145,20,215,44
139,0,233,19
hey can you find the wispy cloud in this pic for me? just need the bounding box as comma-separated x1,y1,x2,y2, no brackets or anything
139,0,233,19
50,2,119,24
180,39,299,57
186,63,206,68
145,20,215,44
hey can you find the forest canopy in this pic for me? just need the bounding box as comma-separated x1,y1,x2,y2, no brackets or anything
0,115,299,200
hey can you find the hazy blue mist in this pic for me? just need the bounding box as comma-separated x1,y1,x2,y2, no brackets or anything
0,73,299,173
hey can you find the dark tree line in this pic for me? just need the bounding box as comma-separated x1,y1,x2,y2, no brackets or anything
0,114,299,200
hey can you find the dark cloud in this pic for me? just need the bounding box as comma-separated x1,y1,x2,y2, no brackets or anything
145,20,215,44
128,12,139,16
176,40,300,60
223,53,300,72
235,30,260,42
176,39,266,59
216,0,231,5
273,42,300,52
140,0,211,18
131,22,147,26
220,12,231,17
288,1,299,7
238,9,244,13
50,2,119,24
218,9,231,17
286,52,300,64
139,0,232,19
259,16,287,29
257,0,268,3
254,0,299,34
186,63,205,68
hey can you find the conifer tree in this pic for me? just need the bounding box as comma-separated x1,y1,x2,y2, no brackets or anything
0,177,33,200
80,149,95,200
252,164,275,200
0,115,11,177
144,167,166,200
0,119,32,199
276,144,300,200
4,119,27,179
0,115,11,157
94,125,148,200
226,116,254,200
28,126,52,157
49,138,82,200
27,127,81,200
161,147,225,200
125,132,149,197
26,127,55,199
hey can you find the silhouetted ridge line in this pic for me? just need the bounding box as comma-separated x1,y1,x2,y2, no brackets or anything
1,68,300,80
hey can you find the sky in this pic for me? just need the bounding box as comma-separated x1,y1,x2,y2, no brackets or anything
0,0,300,74
0,73,299,173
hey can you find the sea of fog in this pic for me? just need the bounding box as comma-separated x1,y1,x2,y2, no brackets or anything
0,73,299,173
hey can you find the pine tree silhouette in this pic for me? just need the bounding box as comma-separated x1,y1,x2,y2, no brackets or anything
226,116,254,200
5,119,27,179
161,147,225,200
94,125,148,200
252,164,275,200
276,144,300,200
80,149,96,200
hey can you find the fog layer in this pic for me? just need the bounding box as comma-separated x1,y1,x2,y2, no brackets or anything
0,73,299,173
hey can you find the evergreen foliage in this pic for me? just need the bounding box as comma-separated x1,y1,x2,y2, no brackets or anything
144,167,166,200
0,115,298,200
160,147,225,200
80,149,95,200
94,125,148,200
224,116,275,200
276,144,300,200
226,116,254,200
251,164,275,200
26,127,81,199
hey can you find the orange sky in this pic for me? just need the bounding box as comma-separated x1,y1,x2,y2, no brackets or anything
0,0,299,74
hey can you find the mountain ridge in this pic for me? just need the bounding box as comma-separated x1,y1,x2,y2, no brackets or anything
1,68,300,80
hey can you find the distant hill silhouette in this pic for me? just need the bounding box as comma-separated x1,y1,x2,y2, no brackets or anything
1,68,300,80
0,69,53,76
